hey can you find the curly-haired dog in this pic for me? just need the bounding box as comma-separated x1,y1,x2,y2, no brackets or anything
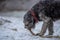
23,0,60,36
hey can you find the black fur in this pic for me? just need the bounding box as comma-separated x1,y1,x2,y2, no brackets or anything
23,0,60,29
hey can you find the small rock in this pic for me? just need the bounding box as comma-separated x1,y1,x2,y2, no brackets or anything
11,28,17,31
0,20,4,25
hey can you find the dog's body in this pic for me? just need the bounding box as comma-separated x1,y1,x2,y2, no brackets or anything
23,0,60,36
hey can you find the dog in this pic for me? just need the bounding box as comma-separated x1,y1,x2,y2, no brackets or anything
23,0,60,36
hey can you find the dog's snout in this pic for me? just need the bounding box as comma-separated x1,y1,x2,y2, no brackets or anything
25,24,28,26
25,25,28,29
25,22,29,26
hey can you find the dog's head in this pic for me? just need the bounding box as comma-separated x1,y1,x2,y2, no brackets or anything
23,11,35,30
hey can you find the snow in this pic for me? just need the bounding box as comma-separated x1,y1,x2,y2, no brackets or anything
0,11,60,40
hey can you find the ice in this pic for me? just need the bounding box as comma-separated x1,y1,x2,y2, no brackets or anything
0,11,60,40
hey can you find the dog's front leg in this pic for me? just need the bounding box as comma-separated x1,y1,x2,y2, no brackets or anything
36,13,54,36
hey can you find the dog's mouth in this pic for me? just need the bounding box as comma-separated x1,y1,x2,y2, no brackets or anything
24,22,35,29
25,25,29,28
25,24,33,29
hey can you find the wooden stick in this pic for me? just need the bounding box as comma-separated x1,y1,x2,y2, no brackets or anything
28,29,36,35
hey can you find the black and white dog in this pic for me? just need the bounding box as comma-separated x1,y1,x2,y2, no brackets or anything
23,0,60,36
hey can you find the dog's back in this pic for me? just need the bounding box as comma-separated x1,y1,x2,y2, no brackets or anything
44,1,60,21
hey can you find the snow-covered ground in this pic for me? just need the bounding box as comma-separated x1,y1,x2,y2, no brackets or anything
0,11,60,40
